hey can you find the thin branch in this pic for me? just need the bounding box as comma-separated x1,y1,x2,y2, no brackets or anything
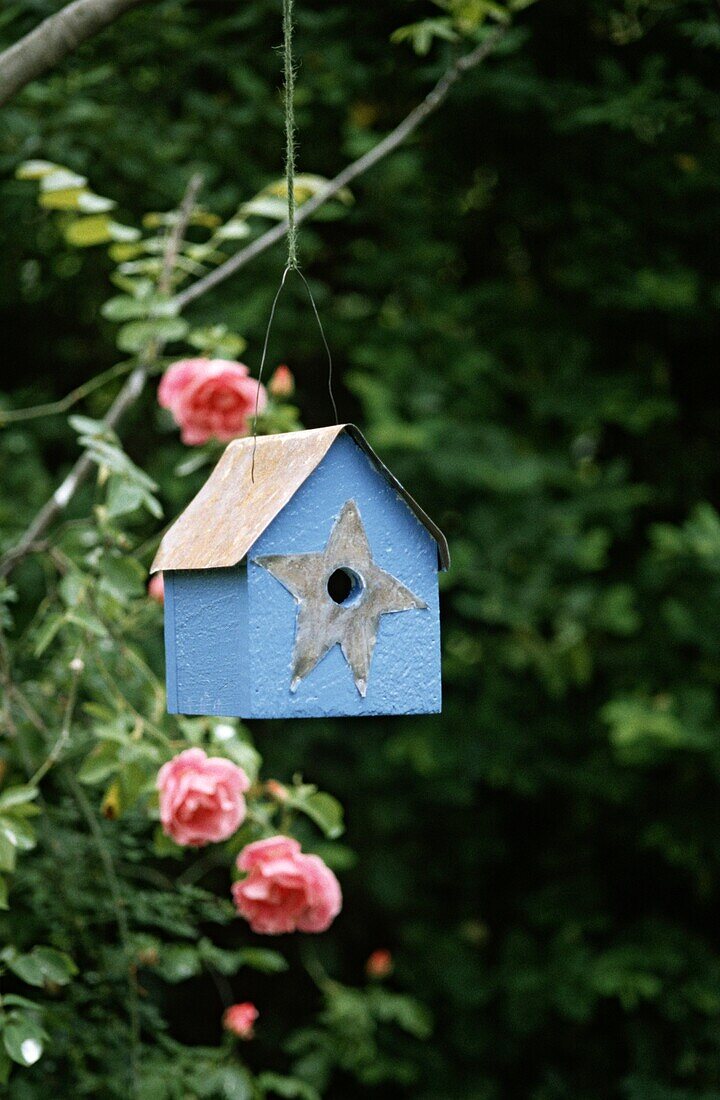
29,643,84,786
0,0,143,108
0,361,134,425
175,30,504,310
0,173,203,580
0,35,503,578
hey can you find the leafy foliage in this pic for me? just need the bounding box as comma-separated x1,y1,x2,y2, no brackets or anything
2,0,720,1097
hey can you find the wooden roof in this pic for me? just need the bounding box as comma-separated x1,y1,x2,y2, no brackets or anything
151,425,449,573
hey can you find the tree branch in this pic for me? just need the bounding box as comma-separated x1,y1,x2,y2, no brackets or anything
175,30,503,309
0,34,503,578
0,0,143,107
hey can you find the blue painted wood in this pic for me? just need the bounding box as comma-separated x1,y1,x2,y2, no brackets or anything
165,433,441,718
247,433,440,717
163,570,178,712
169,565,249,716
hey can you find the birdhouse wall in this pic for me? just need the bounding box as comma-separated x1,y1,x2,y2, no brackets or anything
246,432,441,718
164,564,249,716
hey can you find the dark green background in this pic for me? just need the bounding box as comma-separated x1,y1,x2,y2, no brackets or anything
3,1,720,1096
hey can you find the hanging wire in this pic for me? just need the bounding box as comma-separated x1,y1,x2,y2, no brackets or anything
251,0,338,482
252,266,290,481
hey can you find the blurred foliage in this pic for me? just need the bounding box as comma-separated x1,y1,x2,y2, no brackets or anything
2,0,720,1096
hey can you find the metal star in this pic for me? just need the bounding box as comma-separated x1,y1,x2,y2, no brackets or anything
254,500,427,697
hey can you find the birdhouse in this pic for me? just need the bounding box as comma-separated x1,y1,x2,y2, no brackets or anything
151,425,449,718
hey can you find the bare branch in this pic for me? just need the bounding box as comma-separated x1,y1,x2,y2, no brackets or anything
0,0,143,107
176,30,503,309
0,35,503,578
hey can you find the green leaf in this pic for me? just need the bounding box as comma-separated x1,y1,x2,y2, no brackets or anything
0,1045,11,1086
0,876,8,911
116,317,189,353
0,816,36,853
214,219,251,241
390,18,458,54
101,295,152,322
40,168,88,192
289,790,345,839
64,215,114,247
235,947,289,974
187,324,247,358
33,612,64,657
0,831,16,873
4,952,43,987
196,938,287,976
16,160,58,180
3,946,76,988
58,571,87,608
155,944,201,983
31,947,77,985
0,995,41,1011
78,743,121,785
39,188,85,211
109,221,142,243
212,729,261,782
99,556,146,600
0,786,38,812
241,195,289,220
65,610,108,638
105,478,146,518
258,1073,321,1100
2,1015,46,1067
77,192,116,214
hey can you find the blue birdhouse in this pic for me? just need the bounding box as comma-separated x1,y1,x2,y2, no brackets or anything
151,425,449,718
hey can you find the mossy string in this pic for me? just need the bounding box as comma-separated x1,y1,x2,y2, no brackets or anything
283,0,298,270
251,0,338,481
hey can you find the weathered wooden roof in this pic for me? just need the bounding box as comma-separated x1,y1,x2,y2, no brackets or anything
151,424,449,573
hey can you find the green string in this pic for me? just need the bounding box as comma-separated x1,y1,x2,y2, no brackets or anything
251,0,340,480
283,0,298,269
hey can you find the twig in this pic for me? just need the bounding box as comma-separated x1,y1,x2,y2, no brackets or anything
0,361,134,426
0,0,144,107
0,173,203,580
158,173,204,296
0,35,503,578
29,644,84,785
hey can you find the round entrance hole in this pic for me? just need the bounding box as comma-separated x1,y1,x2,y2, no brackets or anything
327,567,364,606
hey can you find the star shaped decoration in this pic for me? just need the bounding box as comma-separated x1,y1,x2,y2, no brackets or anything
254,500,427,697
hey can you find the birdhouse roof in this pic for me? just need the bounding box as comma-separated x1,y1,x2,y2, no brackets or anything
151,424,449,573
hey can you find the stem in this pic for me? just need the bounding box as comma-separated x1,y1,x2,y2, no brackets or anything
29,644,84,786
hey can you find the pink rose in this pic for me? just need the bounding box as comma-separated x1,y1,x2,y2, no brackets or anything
268,364,294,398
148,573,164,604
157,747,250,847
223,1002,258,1039
232,835,342,935
158,358,267,445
